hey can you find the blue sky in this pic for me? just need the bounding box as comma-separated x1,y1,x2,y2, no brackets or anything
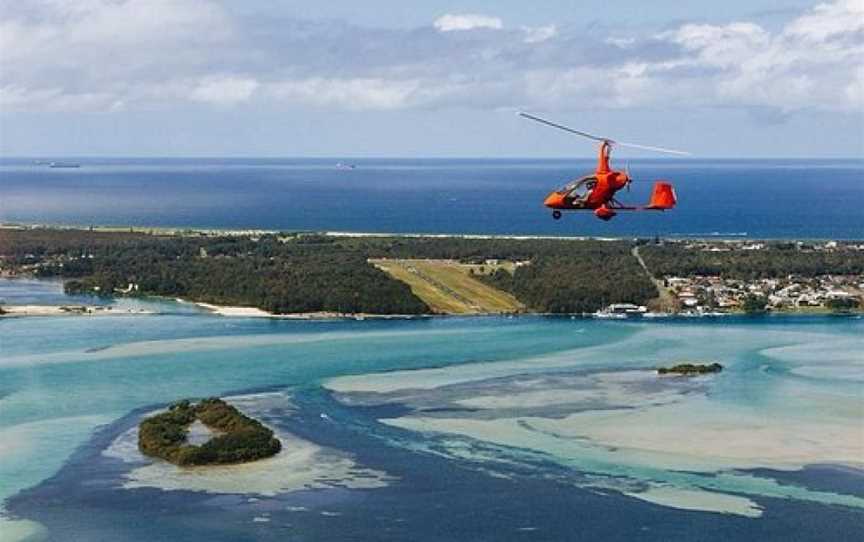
0,0,861,157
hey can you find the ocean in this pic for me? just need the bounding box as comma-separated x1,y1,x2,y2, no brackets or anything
1,159,863,540
1,158,862,239
0,280,863,541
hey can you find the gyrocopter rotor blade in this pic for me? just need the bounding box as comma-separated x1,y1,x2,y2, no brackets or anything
519,112,691,156
614,141,691,156
518,112,609,143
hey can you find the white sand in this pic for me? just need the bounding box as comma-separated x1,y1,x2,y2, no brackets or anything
384,387,864,474
106,393,396,496
524,397,864,471
194,301,415,320
763,338,864,382
195,302,273,317
185,420,220,446
624,486,763,517
0,304,153,317
325,324,848,395
0,516,47,542
121,427,394,495
0,327,477,368
454,371,685,410
343,323,864,516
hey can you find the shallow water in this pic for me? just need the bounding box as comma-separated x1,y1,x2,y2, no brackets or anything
1,280,862,540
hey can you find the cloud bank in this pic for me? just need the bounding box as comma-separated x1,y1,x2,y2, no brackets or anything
433,13,503,32
0,0,861,116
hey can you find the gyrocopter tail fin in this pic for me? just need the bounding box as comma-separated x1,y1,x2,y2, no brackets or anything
647,182,677,210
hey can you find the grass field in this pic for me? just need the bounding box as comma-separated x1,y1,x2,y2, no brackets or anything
370,259,525,314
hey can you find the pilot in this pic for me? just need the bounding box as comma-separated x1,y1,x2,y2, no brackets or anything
565,176,597,205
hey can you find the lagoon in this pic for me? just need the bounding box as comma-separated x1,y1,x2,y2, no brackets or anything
0,279,862,540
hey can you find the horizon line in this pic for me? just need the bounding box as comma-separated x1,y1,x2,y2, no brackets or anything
2,155,863,161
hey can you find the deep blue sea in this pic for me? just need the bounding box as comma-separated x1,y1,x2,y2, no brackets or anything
1,158,862,238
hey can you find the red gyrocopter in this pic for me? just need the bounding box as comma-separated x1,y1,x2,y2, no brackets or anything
520,112,689,221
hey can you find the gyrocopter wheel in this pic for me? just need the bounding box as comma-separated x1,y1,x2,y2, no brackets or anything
552,210,562,220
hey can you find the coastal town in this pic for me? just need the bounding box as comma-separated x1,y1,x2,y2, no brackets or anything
643,239,864,316
655,272,864,316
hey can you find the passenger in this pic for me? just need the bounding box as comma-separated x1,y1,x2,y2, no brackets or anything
565,176,596,206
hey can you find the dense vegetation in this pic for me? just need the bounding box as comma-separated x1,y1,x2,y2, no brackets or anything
639,243,864,279
658,363,723,375
2,229,430,314
741,294,769,314
0,229,659,314
3,229,860,315
138,398,281,466
360,237,657,312
481,246,657,313
0,228,153,263
359,235,658,312
827,297,860,312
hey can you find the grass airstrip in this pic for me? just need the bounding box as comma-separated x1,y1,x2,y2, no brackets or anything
369,259,524,314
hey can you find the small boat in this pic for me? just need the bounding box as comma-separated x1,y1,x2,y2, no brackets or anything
593,310,627,319
48,162,81,168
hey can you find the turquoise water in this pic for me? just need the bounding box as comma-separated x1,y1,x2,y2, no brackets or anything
1,280,862,540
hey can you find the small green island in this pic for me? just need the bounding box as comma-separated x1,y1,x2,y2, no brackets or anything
657,362,724,376
138,398,281,466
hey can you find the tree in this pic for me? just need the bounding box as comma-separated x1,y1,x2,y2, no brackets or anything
826,296,859,312
741,294,768,314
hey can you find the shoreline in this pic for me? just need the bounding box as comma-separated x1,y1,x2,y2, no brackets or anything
1,296,859,321
0,305,154,318
3,223,864,243
114,298,864,321
192,301,430,320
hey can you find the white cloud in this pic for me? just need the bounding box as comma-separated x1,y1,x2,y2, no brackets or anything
0,0,235,109
433,13,503,32
0,85,116,112
784,0,864,41
267,77,420,110
650,1,864,111
0,0,860,116
659,23,770,68
605,36,636,49
190,76,259,106
522,25,557,44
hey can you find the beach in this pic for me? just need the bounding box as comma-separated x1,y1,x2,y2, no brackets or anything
0,304,153,317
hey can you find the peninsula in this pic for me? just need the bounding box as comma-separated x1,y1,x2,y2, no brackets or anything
1,226,862,317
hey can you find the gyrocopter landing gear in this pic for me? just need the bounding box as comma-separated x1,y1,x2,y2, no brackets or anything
552,210,562,220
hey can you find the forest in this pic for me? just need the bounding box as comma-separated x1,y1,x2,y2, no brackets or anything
138,398,282,466
0,229,658,314
480,246,657,313
2,228,861,315
638,243,864,279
